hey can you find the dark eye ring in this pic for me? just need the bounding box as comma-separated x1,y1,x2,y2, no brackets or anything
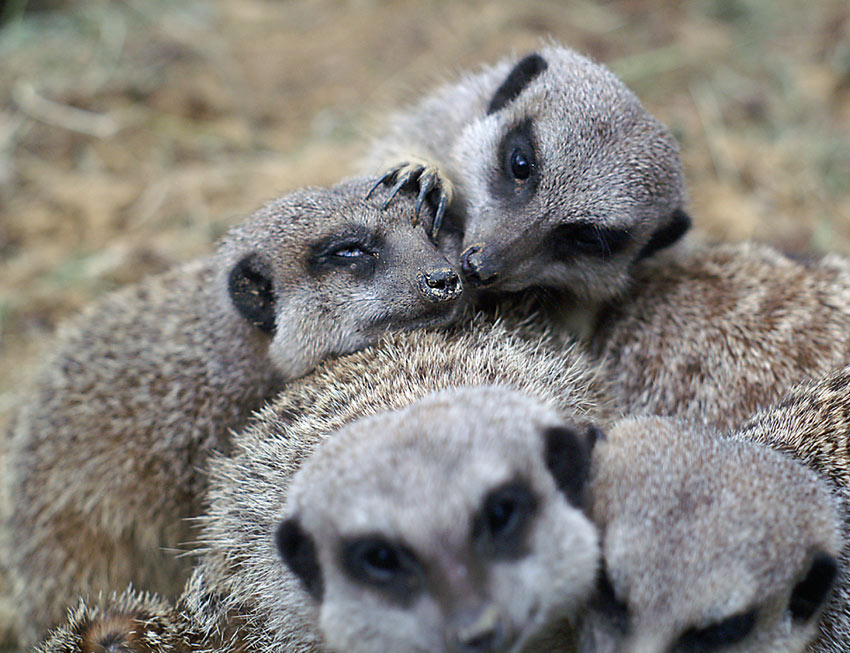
510,148,531,180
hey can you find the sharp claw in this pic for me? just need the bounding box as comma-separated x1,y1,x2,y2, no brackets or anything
414,173,436,226
366,170,396,200
432,193,448,240
382,175,409,210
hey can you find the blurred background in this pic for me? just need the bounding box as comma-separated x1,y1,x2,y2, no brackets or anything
0,0,849,434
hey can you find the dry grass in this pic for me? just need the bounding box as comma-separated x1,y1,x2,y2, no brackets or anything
0,0,848,643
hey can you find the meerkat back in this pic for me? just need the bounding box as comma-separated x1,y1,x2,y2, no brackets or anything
582,415,842,653
590,242,850,432
362,42,691,315
2,177,466,643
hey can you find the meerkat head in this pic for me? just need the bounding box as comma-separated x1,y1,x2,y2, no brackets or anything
277,386,600,653
219,176,464,381
453,45,690,301
581,416,841,653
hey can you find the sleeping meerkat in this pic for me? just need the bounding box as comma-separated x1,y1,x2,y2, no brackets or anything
363,42,690,315
3,176,465,643
31,317,611,653
590,241,850,432
581,415,842,653
732,365,850,652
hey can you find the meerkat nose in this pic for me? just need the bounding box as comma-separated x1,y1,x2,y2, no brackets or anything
419,267,463,303
460,245,499,288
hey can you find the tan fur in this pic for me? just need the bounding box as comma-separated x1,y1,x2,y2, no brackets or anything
182,314,611,652
590,241,850,432
3,177,465,643
362,41,689,311
581,415,843,653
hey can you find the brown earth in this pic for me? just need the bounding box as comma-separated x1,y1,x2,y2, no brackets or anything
0,0,848,645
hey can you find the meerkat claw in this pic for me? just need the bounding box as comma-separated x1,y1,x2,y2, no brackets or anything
414,172,436,227
382,174,410,210
432,192,448,240
365,167,401,200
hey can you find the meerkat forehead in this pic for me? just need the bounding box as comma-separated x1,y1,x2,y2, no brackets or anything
288,387,577,541
586,416,841,650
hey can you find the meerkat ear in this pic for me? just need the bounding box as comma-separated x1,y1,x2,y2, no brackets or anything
276,518,324,602
636,208,692,261
542,424,599,507
228,253,277,333
788,551,838,623
487,53,548,115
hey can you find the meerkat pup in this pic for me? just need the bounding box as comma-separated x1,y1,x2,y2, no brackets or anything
590,241,850,432
581,414,842,653
4,176,465,642
32,317,610,653
363,42,690,313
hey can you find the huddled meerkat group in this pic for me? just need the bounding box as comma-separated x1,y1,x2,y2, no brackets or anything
9,41,850,653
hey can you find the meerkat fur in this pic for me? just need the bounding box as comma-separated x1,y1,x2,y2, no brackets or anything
175,313,611,652
581,415,842,653
591,241,850,432
3,176,465,643
363,41,690,318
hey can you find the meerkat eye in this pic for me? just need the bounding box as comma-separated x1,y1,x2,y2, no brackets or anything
551,222,631,261
309,230,382,278
473,480,538,559
510,148,532,180
341,536,423,604
674,609,757,652
329,243,370,259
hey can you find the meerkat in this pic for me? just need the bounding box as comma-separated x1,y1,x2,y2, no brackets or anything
362,42,691,321
731,365,850,652
589,241,850,432
31,317,611,653
3,176,466,643
580,414,843,653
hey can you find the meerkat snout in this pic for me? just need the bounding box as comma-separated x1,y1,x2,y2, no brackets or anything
277,386,601,653
418,266,463,303
460,245,499,288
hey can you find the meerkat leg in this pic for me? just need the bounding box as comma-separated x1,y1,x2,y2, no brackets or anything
365,157,454,238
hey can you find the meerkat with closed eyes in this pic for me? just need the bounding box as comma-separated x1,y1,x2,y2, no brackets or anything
363,42,690,327
32,319,611,653
4,176,465,644
581,414,842,653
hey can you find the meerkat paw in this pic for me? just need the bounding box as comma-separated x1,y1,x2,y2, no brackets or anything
366,159,454,239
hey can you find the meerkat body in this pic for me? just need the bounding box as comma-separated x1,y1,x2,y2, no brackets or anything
4,177,465,642
590,241,850,432
581,414,842,653
179,315,610,652
363,42,690,319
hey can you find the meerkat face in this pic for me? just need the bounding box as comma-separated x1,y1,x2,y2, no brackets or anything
452,46,690,301
581,416,841,653
277,386,600,653
221,177,465,381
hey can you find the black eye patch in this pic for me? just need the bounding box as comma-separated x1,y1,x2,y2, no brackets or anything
673,609,756,653
491,120,540,204
551,222,632,261
308,227,383,279
487,52,548,115
340,536,423,606
472,479,538,559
